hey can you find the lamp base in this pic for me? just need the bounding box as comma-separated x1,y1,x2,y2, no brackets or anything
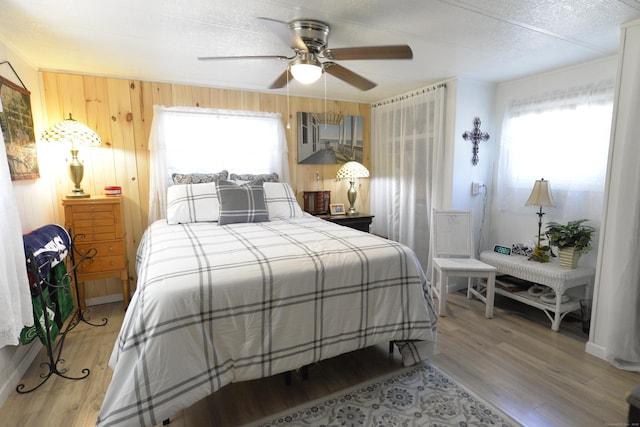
67,149,90,198
66,191,91,199
347,180,358,215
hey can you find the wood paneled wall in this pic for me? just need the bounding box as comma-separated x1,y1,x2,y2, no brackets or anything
41,72,371,300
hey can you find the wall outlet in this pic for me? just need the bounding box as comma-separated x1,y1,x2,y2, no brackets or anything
471,182,485,196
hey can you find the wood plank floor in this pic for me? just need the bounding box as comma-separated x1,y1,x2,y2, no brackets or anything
1,292,638,427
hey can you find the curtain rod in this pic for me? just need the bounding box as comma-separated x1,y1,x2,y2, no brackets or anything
508,79,615,111
371,83,446,107
154,105,281,119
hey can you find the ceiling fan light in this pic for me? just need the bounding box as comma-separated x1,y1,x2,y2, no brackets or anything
291,63,322,84
290,53,322,84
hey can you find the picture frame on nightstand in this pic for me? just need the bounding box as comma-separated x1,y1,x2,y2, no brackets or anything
329,203,345,215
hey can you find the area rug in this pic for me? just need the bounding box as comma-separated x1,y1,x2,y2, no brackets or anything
245,362,520,427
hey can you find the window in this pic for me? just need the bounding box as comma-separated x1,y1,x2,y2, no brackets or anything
148,106,289,223
501,99,613,191
495,81,615,229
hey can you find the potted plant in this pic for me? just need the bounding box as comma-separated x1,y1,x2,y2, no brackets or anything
545,219,596,269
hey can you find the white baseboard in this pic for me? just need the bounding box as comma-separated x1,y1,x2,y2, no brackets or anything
425,280,466,294
585,341,607,360
86,293,123,307
0,342,40,408
447,282,466,293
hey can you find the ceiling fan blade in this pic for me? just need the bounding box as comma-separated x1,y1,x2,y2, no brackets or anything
323,62,377,91
258,17,308,52
324,45,413,61
269,69,290,89
198,55,289,61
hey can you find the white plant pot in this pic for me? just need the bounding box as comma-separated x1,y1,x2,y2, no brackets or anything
558,247,580,269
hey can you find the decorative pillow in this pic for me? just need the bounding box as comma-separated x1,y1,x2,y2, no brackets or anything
229,172,279,184
263,182,305,219
216,179,270,225
166,182,220,224
172,170,229,184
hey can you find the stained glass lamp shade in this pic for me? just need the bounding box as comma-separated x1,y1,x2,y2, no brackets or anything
41,114,102,198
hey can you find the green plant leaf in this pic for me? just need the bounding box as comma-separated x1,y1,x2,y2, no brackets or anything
545,219,595,253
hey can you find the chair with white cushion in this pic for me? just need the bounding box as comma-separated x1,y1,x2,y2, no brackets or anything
430,209,497,318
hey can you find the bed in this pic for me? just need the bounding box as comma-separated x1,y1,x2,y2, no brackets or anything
97,180,437,427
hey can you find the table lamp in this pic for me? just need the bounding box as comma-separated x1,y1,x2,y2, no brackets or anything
336,161,369,215
41,114,102,198
525,178,556,248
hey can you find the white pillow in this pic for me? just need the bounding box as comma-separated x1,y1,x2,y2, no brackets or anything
263,182,305,219
166,182,220,224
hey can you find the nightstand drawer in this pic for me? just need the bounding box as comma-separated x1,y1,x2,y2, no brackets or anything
74,218,115,228
77,255,126,274
73,227,117,241
320,213,374,232
72,211,115,221
75,240,125,257
70,203,115,214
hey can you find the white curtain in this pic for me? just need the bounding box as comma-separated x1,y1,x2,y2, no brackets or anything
496,81,615,232
148,106,290,223
0,103,33,349
370,85,448,270
598,20,640,371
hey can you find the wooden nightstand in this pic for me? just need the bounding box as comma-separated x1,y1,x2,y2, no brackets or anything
62,196,130,309
319,213,374,233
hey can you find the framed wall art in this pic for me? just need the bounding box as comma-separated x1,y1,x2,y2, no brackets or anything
297,111,364,165
0,73,39,180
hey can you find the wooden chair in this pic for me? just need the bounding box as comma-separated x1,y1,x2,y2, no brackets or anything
430,209,497,318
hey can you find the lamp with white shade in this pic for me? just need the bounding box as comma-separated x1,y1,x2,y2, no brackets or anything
41,114,102,198
336,161,369,215
525,178,556,251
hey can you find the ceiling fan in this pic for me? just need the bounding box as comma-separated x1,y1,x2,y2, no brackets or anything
198,18,413,91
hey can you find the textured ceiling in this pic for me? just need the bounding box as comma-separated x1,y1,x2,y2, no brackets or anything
1,0,639,103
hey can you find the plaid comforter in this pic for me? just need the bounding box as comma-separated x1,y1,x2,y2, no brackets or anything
97,216,438,427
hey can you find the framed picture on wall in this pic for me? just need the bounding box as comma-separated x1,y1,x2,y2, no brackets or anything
297,111,364,165
0,74,39,180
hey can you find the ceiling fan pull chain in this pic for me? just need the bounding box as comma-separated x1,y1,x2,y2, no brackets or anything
324,71,327,130
286,66,291,130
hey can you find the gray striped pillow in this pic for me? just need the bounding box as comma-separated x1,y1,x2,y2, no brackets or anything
216,179,270,225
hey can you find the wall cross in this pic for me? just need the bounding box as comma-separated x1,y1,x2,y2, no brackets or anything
462,117,490,166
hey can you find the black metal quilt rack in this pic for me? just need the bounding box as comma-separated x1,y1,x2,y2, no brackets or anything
16,231,108,394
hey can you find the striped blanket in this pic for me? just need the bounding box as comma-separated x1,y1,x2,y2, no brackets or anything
97,216,438,426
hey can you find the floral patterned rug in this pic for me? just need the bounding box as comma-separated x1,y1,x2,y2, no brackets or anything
246,362,520,427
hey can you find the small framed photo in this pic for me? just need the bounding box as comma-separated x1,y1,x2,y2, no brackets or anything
329,203,345,215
